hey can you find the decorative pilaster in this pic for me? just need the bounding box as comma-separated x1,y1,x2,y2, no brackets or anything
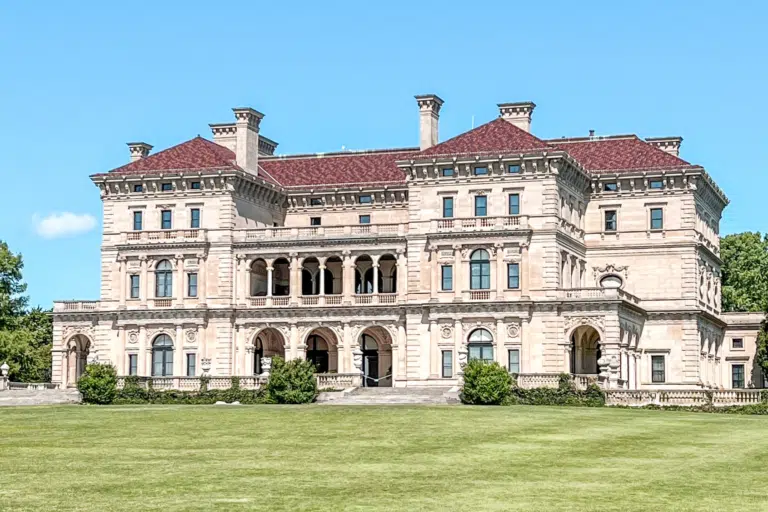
174,254,184,306
429,245,439,301
396,248,407,303
495,318,505,367
117,255,127,308
174,325,184,376
494,243,505,299
196,252,207,305
289,252,299,305
139,255,148,307
453,244,462,301
429,320,439,378
520,242,530,296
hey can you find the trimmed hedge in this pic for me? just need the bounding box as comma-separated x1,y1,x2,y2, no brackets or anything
509,373,605,407
459,360,514,405
265,356,318,404
78,363,118,404
113,375,272,405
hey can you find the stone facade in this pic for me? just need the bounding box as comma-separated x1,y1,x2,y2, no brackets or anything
52,96,761,390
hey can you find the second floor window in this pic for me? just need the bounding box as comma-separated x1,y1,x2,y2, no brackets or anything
359,195,372,204
508,349,520,374
470,249,491,290
475,196,487,217
188,273,198,298
473,166,488,176
441,265,453,291
441,167,454,177
129,275,140,299
507,263,520,289
732,338,744,349
508,164,521,174
190,208,200,229
649,179,663,189
359,215,371,224
310,198,323,206
310,217,321,226
508,194,520,215
161,210,172,230
605,210,617,232
650,208,664,230
155,260,173,298
190,181,201,190
443,197,454,218
133,184,143,192
133,211,143,231
161,183,173,191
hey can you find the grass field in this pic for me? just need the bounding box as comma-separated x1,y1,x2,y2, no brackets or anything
0,405,766,511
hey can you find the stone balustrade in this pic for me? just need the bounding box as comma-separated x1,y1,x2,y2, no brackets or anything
122,229,207,244
315,373,361,389
236,223,407,242
605,389,764,407
116,376,266,391
556,288,641,304
53,300,100,312
430,215,528,233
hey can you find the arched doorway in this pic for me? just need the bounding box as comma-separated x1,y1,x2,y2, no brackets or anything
570,325,601,374
252,328,285,375
66,335,91,387
359,327,394,387
151,334,174,376
468,328,494,362
303,328,339,374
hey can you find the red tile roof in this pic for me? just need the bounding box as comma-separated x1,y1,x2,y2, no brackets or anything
551,136,694,172
103,136,240,175
418,117,552,157
259,149,416,189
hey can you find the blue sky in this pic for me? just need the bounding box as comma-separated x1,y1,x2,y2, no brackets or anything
0,1,766,308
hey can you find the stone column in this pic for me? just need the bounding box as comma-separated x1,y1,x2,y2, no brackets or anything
139,255,148,306
495,318,506,367
267,264,274,297
628,351,636,389
372,259,380,303
429,320,439,378
343,322,353,373
196,253,206,304
118,256,126,308
289,323,298,360
571,256,579,289
174,254,184,306
397,322,407,380
494,243,505,299
197,324,206,365
396,248,407,302
174,325,184,376
116,326,126,374
342,251,354,305
454,318,463,375
520,242,530,296
453,244,462,301
139,325,148,376
429,245,439,301
318,263,327,305
289,253,299,305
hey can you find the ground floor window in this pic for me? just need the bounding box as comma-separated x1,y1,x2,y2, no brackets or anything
186,353,196,377
468,329,494,362
732,364,745,388
152,334,173,377
651,355,665,383
128,354,138,376
442,350,453,378
508,349,520,374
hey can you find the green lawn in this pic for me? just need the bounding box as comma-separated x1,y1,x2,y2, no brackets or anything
0,405,766,511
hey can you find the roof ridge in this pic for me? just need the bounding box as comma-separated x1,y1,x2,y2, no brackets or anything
548,134,639,143
262,147,418,161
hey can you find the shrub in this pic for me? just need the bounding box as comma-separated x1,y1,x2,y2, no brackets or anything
112,375,271,405
77,363,118,404
265,356,318,404
460,359,513,405
507,374,605,407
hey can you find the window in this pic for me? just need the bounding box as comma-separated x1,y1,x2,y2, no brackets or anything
190,181,201,190
474,195,487,217
161,183,173,191
441,167,454,177
152,334,173,377
649,180,663,189
507,263,520,289
651,355,665,383
190,208,200,229
188,273,198,298
650,208,664,230
441,265,453,291
732,364,745,388
732,338,744,350
442,197,454,218
161,210,172,230
470,249,491,290
186,353,196,377
310,217,321,226
473,166,488,176
603,182,618,192
359,195,372,204
310,198,323,206
133,184,143,192
128,354,138,376
508,194,520,215
442,351,453,378
604,210,617,232
359,215,371,224
133,211,143,231
508,164,521,174
468,329,494,362
155,260,173,298
508,349,520,374
129,275,140,299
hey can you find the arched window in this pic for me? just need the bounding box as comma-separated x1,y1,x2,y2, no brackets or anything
469,249,491,290
599,274,623,289
468,328,493,362
152,334,173,376
155,260,173,298
301,269,315,295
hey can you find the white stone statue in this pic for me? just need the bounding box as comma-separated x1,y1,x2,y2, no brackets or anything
352,348,363,374
261,357,272,377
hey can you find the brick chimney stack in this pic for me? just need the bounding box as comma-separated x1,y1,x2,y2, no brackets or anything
415,94,444,150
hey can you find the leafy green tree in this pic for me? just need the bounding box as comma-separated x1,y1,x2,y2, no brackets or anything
720,232,768,312
0,329,50,382
0,241,28,330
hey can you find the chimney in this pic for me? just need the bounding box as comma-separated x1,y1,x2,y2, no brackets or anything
415,94,444,150
646,137,683,157
209,123,237,153
127,142,152,162
232,107,264,173
498,102,536,133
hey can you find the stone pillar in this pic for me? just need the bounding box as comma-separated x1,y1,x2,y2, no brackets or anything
343,251,354,305
454,318,464,375
520,242,530,296
429,245,439,301
196,253,206,304
173,325,184,376
628,351,636,389
289,253,299,304
571,256,579,289
343,322,353,373
174,254,184,306
139,325,148,376
429,320,439,378
118,256,126,308
319,263,326,296
396,249,407,302
495,318,506,367
372,259,380,301
139,255,148,306
495,244,505,299
197,324,206,365
116,326,126,375
267,264,274,297
453,244,462,301
289,323,298,360
397,323,407,380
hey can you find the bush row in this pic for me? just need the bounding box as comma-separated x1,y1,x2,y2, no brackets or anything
459,360,605,406
78,356,318,405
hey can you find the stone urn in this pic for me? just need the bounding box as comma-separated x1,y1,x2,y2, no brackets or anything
261,357,272,377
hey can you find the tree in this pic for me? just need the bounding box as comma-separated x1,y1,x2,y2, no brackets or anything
0,241,28,330
720,232,768,312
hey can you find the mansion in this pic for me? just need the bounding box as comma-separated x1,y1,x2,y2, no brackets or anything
52,96,762,390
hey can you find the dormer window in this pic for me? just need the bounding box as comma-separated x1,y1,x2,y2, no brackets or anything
649,180,663,189
133,184,143,192
310,198,323,206
359,195,372,204
161,183,173,191
441,167,454,177
190,181,201,190
473,166,488,176
507,164,521,174
603,182,618,192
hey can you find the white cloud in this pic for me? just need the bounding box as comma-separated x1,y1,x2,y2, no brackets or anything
34,212,97,239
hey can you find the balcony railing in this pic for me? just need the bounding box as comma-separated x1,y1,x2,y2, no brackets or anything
431,215,528,233
153,299,173,308
353,293,398,305
53,300,100,312
461,290,492,301
246,294,397,307
557,288,640,304
122,229,207,244
237,223,407,242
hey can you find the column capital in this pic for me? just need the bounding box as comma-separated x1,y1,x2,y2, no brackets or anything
319,265,327,271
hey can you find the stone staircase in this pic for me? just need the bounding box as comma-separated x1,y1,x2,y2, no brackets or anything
317,386,459,405
0,389,81,406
